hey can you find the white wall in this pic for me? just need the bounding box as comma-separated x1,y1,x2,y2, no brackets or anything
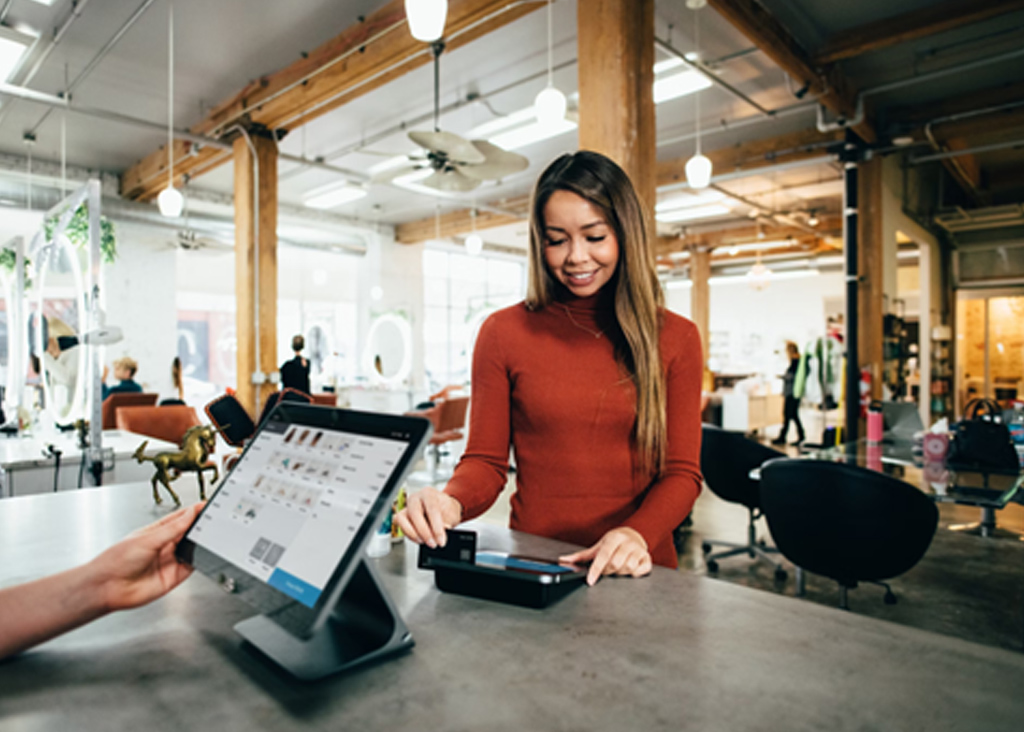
665,271,845,375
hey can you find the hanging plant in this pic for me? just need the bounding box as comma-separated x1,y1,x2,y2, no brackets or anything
0,248,32,290
43,203,117,264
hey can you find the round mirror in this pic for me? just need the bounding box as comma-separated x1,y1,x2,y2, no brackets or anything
33,236,86,423
363,314,412,385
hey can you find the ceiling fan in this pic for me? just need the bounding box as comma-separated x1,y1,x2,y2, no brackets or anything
373,41,528,192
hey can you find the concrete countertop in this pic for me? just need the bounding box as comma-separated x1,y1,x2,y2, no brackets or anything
1,483,1022,731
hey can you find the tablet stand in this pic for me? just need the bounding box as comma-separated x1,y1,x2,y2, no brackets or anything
234,558,413,680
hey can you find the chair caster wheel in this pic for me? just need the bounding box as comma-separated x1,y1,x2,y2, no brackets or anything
706,559,718,573
884,591,897,605
701,542,712,555
774,568,788,583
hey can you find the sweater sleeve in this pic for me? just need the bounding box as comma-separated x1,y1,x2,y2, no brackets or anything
443,313,513,521
622,315,704,550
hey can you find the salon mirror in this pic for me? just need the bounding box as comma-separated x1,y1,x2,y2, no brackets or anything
33,237,86,423
364,314,411,385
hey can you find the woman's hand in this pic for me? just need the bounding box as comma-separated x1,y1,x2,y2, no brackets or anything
559,527,652,586
395,487,463,548
86,502,204,613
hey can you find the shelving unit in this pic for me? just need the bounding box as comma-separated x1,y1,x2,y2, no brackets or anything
930,327,953,419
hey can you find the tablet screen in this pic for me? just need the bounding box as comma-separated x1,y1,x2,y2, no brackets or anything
178,405,430,637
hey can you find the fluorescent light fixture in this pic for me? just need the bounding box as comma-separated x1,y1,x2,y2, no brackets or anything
719,240,797,255
28,0,59,5
489,117,576,151
656,203,731,224
656,190,725,213
709,268,819,286
303,181,368,209
469,107,537,138
405,0,447,42
654,58,685,75
897,249,920,260
0,26,33,82
654,69,712,104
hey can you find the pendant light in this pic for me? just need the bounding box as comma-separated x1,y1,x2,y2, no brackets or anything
158,0,183,217
465,208,483,256
405,0,448,42
684,2,711,189
533,0,566,125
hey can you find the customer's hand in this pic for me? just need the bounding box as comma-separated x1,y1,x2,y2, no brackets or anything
559,527,652,586
85,502,204,613
395,487,463,548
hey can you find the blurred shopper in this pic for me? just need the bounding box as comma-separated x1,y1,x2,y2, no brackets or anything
773,341,805,445
280,334,311,395
102,357,143,400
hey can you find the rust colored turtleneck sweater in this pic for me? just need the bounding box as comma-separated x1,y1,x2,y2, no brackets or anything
444,292,704,568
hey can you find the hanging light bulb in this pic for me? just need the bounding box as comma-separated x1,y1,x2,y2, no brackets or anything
684,3,712,190
160,0,182,218
405,0,448,42
685,154,712,189
465,233,483,256
534,0,565,124
158,186,184,217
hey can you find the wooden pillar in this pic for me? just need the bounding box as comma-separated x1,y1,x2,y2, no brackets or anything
857,155,884,405
234,131,278,417
577,0,656,221
690,246,711,358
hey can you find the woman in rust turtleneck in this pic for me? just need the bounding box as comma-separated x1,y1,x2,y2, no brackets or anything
397,151,704,585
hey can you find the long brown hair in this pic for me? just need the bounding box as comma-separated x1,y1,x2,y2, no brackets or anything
525,151,666,475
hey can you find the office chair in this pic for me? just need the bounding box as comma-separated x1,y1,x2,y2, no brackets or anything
101,392,159,429
699,424,788,581
759,459,939,609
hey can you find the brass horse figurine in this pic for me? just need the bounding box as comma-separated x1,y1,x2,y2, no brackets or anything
133,424,223,506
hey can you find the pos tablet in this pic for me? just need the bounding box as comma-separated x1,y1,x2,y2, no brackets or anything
176,402,432,679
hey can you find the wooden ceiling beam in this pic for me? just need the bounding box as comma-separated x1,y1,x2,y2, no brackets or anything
394,196,530,244
707,0,874,143
121,0,545,201
654,216,841,258
814,0,1024,65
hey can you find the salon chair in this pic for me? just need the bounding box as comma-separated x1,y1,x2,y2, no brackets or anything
759,458,939,609
101,392,158,429
115,405,201,447
406,395,470,484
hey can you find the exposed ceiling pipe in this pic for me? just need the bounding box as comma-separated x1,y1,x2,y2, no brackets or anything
654,36,774,117
0,0,13,24
658,102,815,148
0,0,92,131
911,137,1024,164
28,0,159,136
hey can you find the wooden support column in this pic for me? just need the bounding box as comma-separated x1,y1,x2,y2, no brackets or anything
577,0,656,220
857,155,884,406
234,131,278,417
690,247,711,357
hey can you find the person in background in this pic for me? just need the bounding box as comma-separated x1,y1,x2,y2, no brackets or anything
102,356,142,400
280,334,311,395
0,503,203,661
396,150,704,585
159,356,186,406
773,341,805,446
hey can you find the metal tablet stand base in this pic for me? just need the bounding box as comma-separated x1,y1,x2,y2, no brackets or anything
234,558,413,680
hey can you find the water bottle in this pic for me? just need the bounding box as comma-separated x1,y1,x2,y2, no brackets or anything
366,510,392,558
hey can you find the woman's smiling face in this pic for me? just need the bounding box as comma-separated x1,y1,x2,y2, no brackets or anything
541,190,620,298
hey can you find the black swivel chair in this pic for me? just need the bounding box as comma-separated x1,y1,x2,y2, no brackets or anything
699,425,788,581
759,459,939,609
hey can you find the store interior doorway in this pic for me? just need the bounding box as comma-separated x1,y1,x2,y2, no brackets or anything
955,289,1024,417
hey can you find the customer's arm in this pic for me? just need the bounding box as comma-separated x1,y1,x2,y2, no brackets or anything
0,502,202,660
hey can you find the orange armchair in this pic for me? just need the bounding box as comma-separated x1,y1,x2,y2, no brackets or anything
115,405,202,447
407,395,470,483
101,392,159,429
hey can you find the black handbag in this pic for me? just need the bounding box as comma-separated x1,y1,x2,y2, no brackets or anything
947,398,1019,474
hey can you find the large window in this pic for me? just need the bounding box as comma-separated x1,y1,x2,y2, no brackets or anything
422,247,524,389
